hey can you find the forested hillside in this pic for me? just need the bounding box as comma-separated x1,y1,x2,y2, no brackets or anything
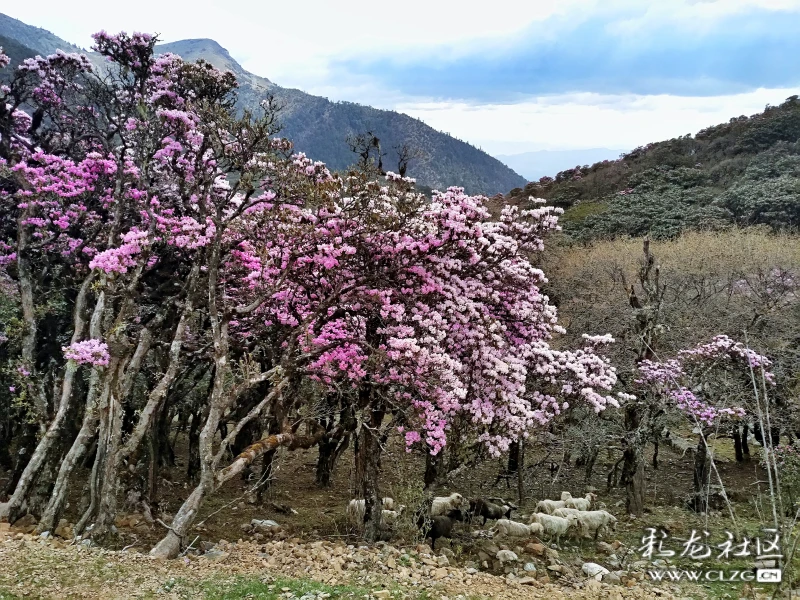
507,96,800,240
0,14,527,195
0,34,34,80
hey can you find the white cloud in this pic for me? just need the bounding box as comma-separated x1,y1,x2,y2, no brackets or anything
394,88,800,155
4,2,799,159
8,0,799,88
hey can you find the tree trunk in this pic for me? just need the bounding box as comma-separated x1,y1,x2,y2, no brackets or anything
733,426,744,463
316,432,350,488
742,423,750,458
150,426,324,558
355,409,385,543
516,440,525,504
187,409,202,481
692,435,710,512
584,447,598,484
621,447,645,515
149,479,207,560
652,440,659,469
0,281,98,522
423,452,441,490
507,441,520,474
621,404,645,516
2,424,36,499
36,394,101,534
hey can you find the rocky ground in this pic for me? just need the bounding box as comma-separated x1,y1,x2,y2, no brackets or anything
1,436,791,599
0,519,717,600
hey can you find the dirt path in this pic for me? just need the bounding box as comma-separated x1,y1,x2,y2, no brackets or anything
0,524,696,600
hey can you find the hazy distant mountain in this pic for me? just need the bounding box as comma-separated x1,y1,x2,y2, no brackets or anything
0,33,36,80
0,13,86,56
496,148,626,181
0,15,527,195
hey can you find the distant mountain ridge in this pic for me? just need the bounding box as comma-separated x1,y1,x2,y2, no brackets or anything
0,14,527,195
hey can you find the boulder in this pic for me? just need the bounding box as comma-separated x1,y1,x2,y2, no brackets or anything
524,542,546,557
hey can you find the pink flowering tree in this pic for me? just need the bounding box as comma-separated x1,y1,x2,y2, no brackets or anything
634,334,774,511
0,33,288,534
1,36,624,554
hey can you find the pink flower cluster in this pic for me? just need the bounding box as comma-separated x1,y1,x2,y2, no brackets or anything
680,334,775,384
1,29,625,461
62,339,110,366
636,335,774,425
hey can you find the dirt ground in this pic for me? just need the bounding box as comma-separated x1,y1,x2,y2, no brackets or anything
0,428,794,599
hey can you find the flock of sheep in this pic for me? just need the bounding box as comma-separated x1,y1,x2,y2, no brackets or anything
347,490,618,550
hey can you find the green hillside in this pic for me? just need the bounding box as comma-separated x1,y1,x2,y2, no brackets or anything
506,95,800,240
0,33,35,80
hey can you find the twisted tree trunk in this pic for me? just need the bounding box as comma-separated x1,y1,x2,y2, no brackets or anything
0,279,97,523
354,397,386,543
150,424,324,558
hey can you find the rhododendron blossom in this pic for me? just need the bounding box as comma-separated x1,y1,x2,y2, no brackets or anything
635,336,773,425
62,340,110,366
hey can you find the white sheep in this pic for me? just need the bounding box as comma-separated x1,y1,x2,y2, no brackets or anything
535,499,566,514
381,505,406,526
532,513,579,547
493,518,544,538
560,491,573,501
574,509,617,540
552,507,584,518
347,497,395,523
565,492,597,511
430,493,464,516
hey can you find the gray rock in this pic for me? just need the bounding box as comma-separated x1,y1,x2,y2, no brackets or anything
596,541,614,555
496,550,518,563
523,562,537,573
203,549,229,561
481,542,500,555
602,572,621,584
250,519,281,532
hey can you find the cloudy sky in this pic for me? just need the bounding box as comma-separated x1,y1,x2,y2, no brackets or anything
4,0,800,155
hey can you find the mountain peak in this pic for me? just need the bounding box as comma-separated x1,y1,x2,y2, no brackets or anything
0,14,525,194
155,38,269,84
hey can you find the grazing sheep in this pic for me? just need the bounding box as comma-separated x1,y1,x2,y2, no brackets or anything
532,513,579,547
535,499,566,514
430,493,464,516
381,505,406,526
418,508,464,549
468,498,512,525
574,510,617,540
493,518,544,538
565,492,598,511
347,497,395,523
560,491,573,501
552,507,584,518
